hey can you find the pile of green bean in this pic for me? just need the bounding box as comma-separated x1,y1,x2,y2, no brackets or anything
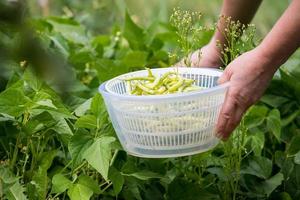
125,68,202,95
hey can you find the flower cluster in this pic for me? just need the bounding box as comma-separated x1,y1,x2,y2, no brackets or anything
170,8,205,66
217,15,256,66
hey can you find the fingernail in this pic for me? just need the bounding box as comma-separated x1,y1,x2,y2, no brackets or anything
215,132,223,139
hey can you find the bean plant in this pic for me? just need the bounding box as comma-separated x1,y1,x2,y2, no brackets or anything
0,3,300,200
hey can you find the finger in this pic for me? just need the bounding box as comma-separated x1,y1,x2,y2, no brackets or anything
218,68,232,84
222,105,245,140
215,92,236,138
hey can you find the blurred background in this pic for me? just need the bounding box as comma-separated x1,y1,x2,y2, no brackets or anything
28,0,289,37
0,0,293,93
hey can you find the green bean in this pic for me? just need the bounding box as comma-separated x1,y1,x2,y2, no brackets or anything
146,68,154,78
125,77,155,81
136,83,155,95
157,86,167,94
168,77,184,92
124,68,202,95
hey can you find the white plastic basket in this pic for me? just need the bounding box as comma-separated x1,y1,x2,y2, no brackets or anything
99,67,229,158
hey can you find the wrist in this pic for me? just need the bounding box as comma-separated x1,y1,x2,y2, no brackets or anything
254,44,282,72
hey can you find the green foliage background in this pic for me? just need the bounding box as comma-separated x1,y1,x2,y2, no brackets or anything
0,0,300,200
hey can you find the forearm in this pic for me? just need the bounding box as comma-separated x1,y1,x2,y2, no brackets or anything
210,0,262,46
257,0,300,69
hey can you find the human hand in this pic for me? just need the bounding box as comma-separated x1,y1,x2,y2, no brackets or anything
175,43,223,68
216,48,277,139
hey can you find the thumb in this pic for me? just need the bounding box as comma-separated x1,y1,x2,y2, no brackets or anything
218,68,232,84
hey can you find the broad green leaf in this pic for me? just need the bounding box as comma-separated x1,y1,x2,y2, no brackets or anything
244,105,268,128
31,90,74,119
95,58,128,82
31,168,49,200
275,151,294,179
122,51,148,68
6,181,27,200
287,135,300,155
69,50,93,68
285,164,300,199
245,130,265,156
0,88,30,117
69,130,94,167
83,136,115,180
109,167,124,195
48,33,70,58
167,178,220,200
267,109,281,142
0,167,18,184
260,94,289,108
47,17,88,44
51,174,72,194
78,175,101,194
67,183,93,200
30,150,57,199
241,156,272,179
281,109,300,127
51,118,73,135
23,69,43,92
35,99,57,109
75,115,97,129
278,192,293,200
90,93,104,118
38,150,57,170
123,171,163,181
294,151,300,165
280,69,300,101
74,98,92,117
261,172,284,196
123,11,146,50
241,173,284,197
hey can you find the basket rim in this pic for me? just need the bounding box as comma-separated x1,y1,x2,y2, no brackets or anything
99,67,230,101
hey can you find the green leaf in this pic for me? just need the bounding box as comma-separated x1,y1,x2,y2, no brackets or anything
67,183,93,200
241,156,272,179
123,11,146,50
241,173,284,197
124,171,163,181
294,151,300,165
90,93,104,118
275,151,294,179
0,88,30,117
23,69,43,92
51,118,73,135
281,109,300,127
95,58,129,82
261,172,284,196
167,178,220,200
287,135,300,156
69,130,94,167
122,51,148,68
260,94,289,108
0,167,18,184
78,175,101,194
244,105,268,128
245,130,265,156
6,181,27,200
267,109,281,141
74,98,92,117
47,17,88,44
75,115,97,129
278,192,293,200
0,167,27,200
51,174,72,194
30,150,57,199
109,167,124,195
83,136,116,180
